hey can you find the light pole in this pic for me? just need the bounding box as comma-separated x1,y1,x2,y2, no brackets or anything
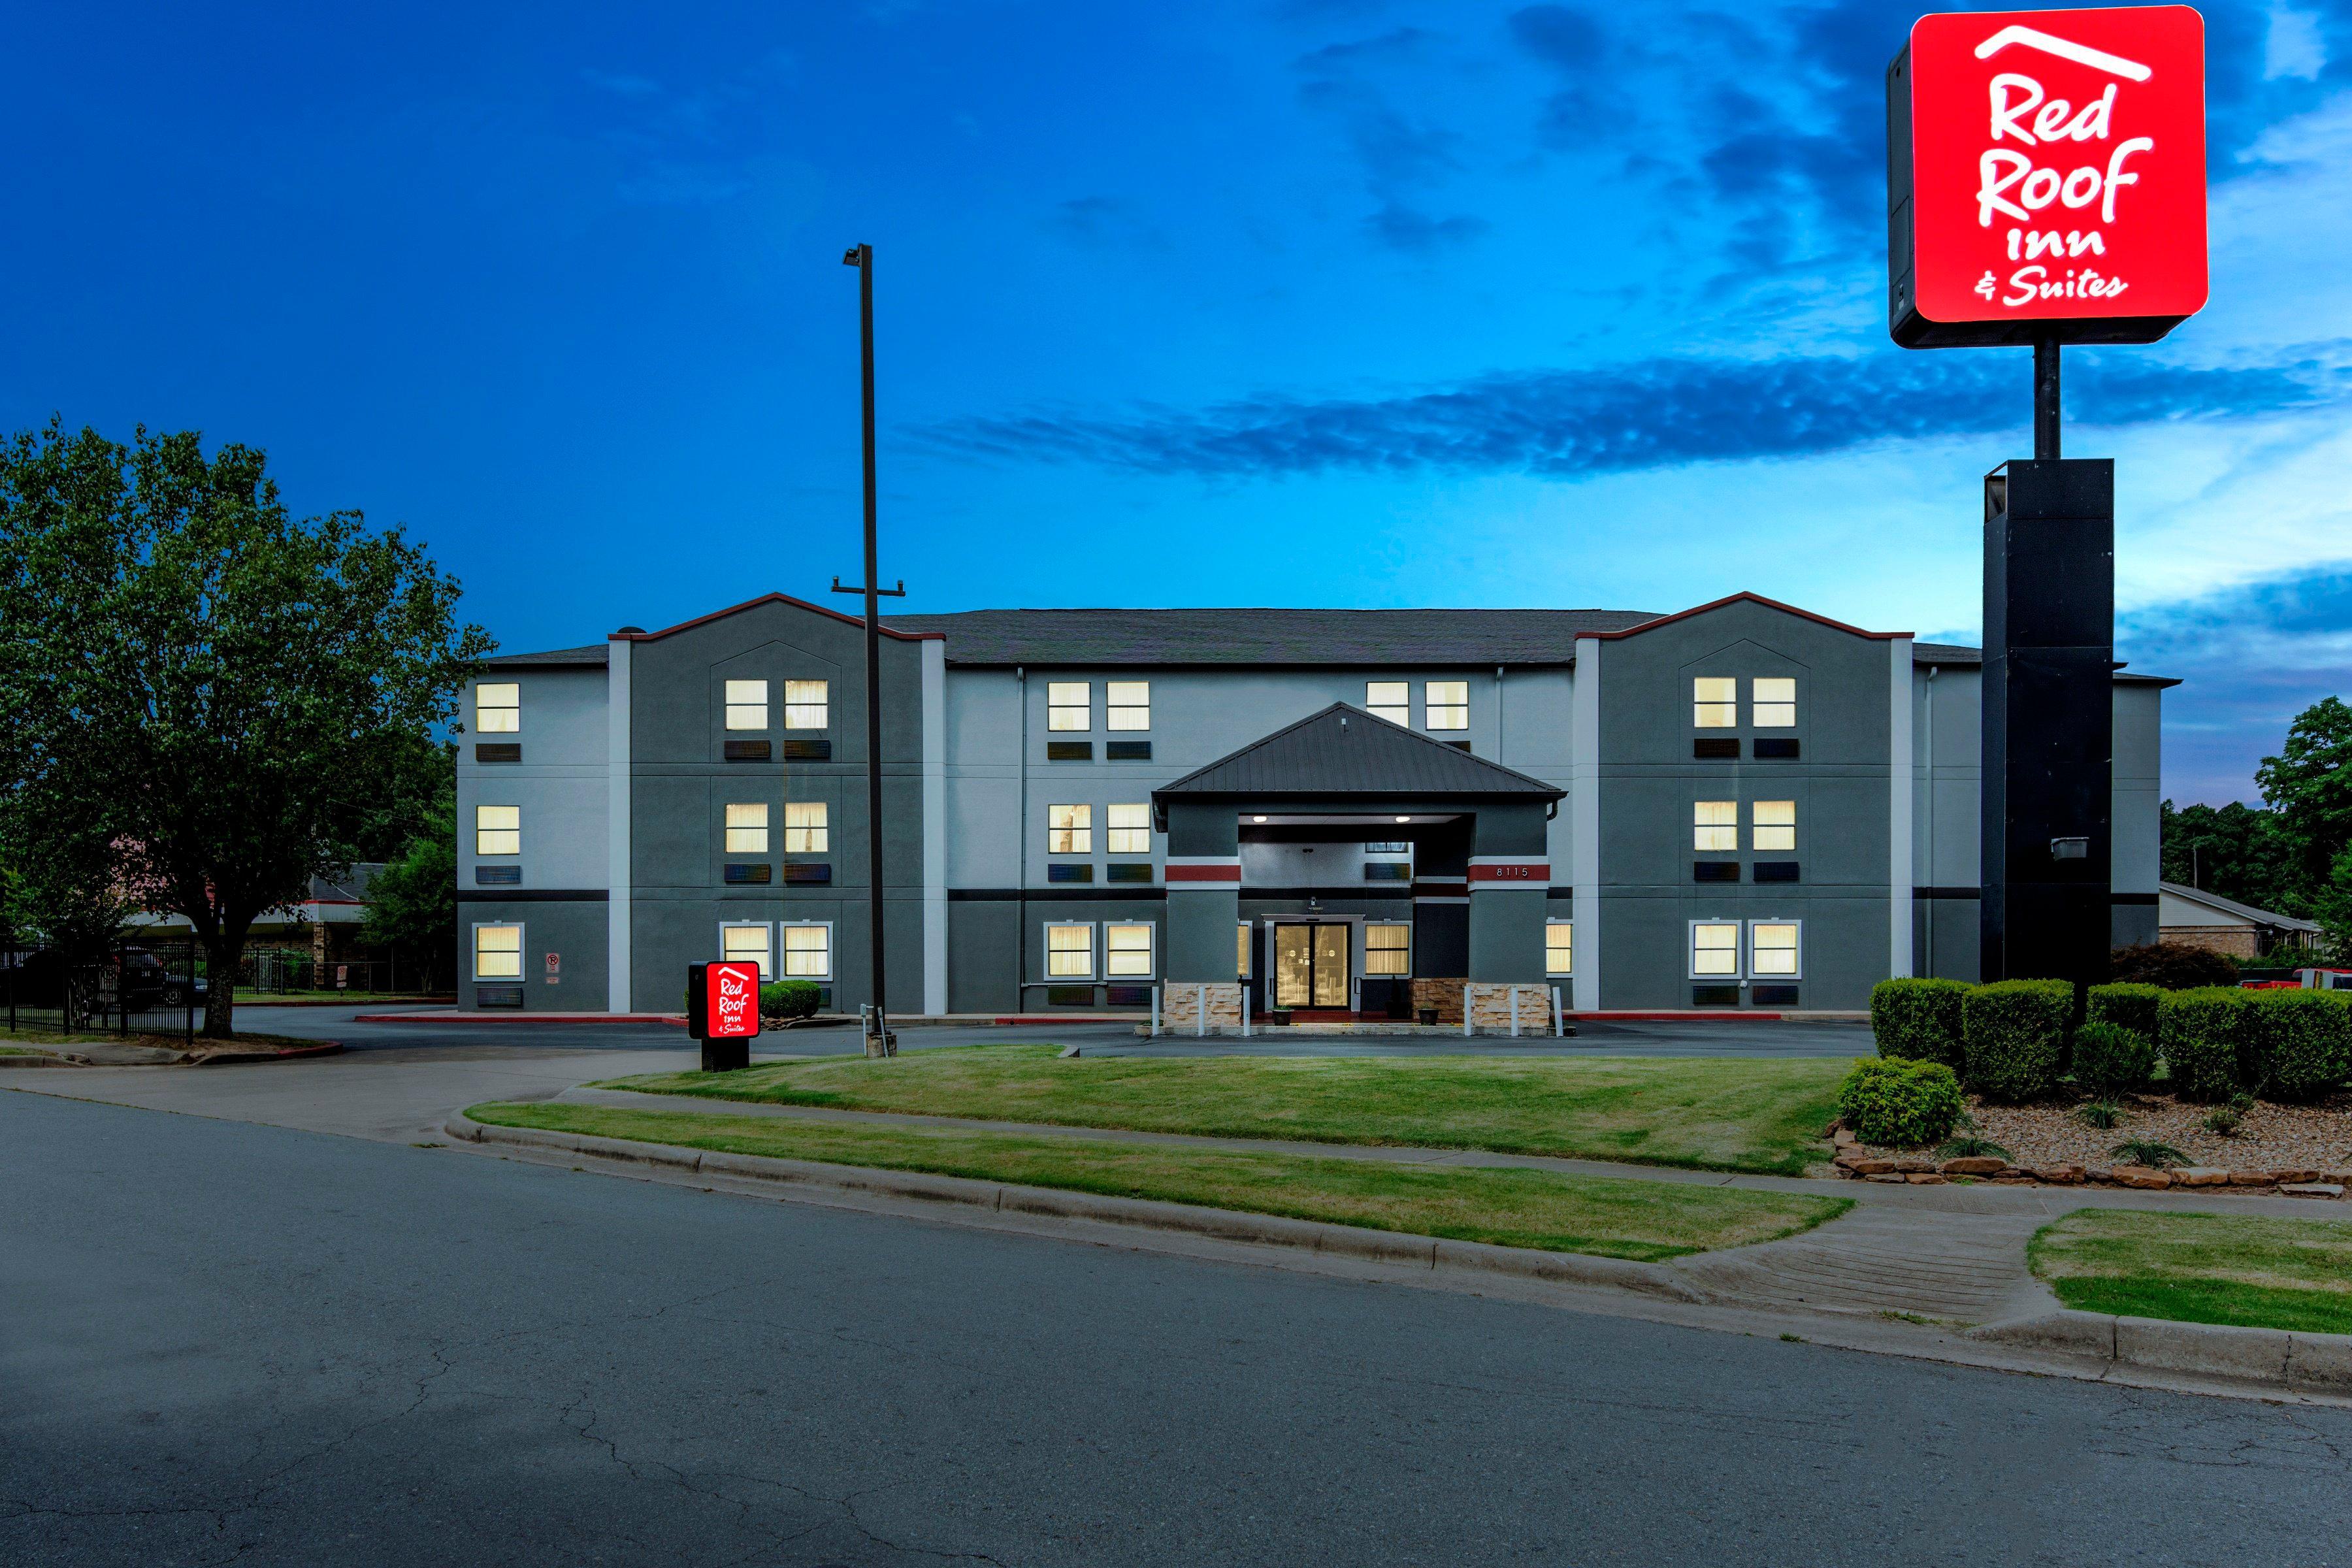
832,242,903,1055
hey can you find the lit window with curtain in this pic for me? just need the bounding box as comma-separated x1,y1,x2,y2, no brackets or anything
1425,681,1468,730
721,923,772,979
1364,923,1410,976
725,679,768,730
1752,677,1796,728
1049,804,1091,854
1545,921,1573,976
1047,682,1090,732
1106,804,1151,854
783,923,832,979
1750,921,1801,977
1692,678,1736,728
1752,800,1796,851
1106,681,1150,731
1693,801,1737,852
1690,921,1740,977
1365,682,1409,724
475,683,519,733
1105,923,1154,976
785,680,828,729
473,924,522,979
1045,923,1094,978
1236,923,1252,978
475,805,520,857
785,802,828,853
724,802,769,853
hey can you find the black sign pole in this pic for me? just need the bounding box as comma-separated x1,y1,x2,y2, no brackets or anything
2034,339,2061,461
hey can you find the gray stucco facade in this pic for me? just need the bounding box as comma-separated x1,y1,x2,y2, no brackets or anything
455,592,2173,1015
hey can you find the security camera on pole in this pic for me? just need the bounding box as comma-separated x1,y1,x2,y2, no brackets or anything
1886,6,2207,988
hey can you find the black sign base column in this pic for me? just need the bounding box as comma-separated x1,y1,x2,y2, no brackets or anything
1980,458,2114,987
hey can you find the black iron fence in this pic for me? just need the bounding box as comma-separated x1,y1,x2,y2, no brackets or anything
3,938,202,1047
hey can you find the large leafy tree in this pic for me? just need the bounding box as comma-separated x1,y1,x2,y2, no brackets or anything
2257,696,2352,890
359,764,458,988
0,422,489,1035
2159,799,2305,915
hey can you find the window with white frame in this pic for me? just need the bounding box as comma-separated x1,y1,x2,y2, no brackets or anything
1752,799,1796,851
476,683,519,734
721,923,772,979
1049,804,1091,854
1546,921,1573,976
1750,921,1801,978
1752,677,1796,728
1690,921,1741,977
725,679,768,730
782,923,832,979
1364,922,1410,977
1106,803,1151,855
1425,680,1469,730
785,679,828,729
1693,677,1737,728
1045,923,1094,978
475,804,520,857
1237,922,1252,979
785,801,828,853
1105,923,1154,977
1047,681,1090,731
725,802,769,853
473,923,522,979
1693,800,1737,852
1106,681,1150,731
1366,681,1409,725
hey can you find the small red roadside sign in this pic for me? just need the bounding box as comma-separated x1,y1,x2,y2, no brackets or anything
689,961,762,1041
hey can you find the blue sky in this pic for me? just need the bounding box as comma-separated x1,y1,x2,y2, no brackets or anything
5,1,2349,803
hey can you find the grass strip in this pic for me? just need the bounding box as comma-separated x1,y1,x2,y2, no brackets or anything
2031,1209,2352,1335
470,1100,1850,1262
596,1045,1846,1176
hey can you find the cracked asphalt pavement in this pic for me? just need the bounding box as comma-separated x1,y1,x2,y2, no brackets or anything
8,1089,2352,1566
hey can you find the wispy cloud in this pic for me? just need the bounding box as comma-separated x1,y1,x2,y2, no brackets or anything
1293,25,1488,252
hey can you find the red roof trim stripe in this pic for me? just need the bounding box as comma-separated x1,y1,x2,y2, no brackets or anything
1578,592,1909,643
611,592,945,644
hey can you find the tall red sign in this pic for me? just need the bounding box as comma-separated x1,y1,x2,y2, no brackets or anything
689,961,762,1041
1888,6,2206,347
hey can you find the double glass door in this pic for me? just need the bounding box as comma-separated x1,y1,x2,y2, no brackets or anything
1273,923,1350,1009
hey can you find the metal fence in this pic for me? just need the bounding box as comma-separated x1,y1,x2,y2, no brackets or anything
3,938,202,1047
238,951,437,995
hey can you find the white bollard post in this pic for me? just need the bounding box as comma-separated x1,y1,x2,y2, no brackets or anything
1196,983,1206,1038
1463,985,1473,1039
1151,984,1160,1038
1511,987,1520,1038
1552,985,1565,1037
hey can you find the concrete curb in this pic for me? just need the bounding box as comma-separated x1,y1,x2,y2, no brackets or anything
355,1011,689,1026
191,1041,346,1067
1968,1309,2352,1394
0,1052,78,1068
443,1111,1706,1303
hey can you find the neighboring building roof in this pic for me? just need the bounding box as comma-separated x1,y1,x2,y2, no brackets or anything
881,608,1661,665
2159,881,2321,934
1156,703,1565,800
308,864,384,905
482,644,609,670
1911,642,2180,687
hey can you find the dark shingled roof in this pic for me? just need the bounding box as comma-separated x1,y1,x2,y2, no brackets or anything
482,644,610,670
881,608,1662,665
1156,704,1565,800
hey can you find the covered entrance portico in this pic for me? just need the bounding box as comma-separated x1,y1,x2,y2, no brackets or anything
1152,704,1565,1034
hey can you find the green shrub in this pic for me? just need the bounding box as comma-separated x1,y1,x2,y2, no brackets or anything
2070,1020,2156,1092
760,980,824,1021
2109,1136,2189,1170
1961,979,2072,1100
2109,941,2238,990
2086,983,2163,1044
2248,989,2352,1101
1836,1058,1966,1148
2157,987,2253,1102
1870,977,1969,1068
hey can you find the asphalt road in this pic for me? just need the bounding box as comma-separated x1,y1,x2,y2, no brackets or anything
8,1090,2350,1567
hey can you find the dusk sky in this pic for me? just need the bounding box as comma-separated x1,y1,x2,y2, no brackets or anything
6,1,2349,803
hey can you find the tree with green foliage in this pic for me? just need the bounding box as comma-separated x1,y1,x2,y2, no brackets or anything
2159,799,2304,915
0,422,489,1036
360,767,457,988
2257,696,2352,953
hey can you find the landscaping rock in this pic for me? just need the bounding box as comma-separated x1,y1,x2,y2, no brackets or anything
2274,1169,2322,1184
2281,1183,2345,1199
2112,1167,2174,1189
1906,1173,1949,1184
2227,1169,2276,1186
2174,1167,2230,1187
1848,1157,1899,1175
2030,1163,2086,1184
1865,1173,1906,1183
1940,1156,2006,1176
1893,1157,1939,1175
1833,1128,1856,1147
2085,1166,2114,1183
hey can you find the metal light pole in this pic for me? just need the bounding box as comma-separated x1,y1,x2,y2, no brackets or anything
2034,339,2061,461
832,242,904,1055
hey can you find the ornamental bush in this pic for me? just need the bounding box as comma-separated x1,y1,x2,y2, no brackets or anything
2086,983,2163,1045
1870,977,1969,1068
1960,979,2073,1100
2158,987,2253,1102
760,980,823,1021
1836,1058,1966,1148
2109,941,2239,990
2069,1020,2155,1093
2247,989,2352,1101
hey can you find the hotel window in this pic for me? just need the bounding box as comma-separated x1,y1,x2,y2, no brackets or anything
1693,800,1737,852
1237,923,1252,979
1045,923,1094,979
1693,677,1737,728
721,923,773,980
475,804,520,857
1425,681,1469,730
1752,677,1796,728
782,922,832,979
1049,804,1092,855
1753,800,1796,851
1690,921,1741,978
475,683,519,734
1106,681,1150,731
725,802,770,853
1047,681,1090,732
1366,681,1409,725
785,679,829,730
1750,921,1802,978
1106,803,1151,855
725,679,768,730
1546,921,1573,976
1105,923,1154,977
785,801,828,854
473,923,522,979
1364,922,1411,977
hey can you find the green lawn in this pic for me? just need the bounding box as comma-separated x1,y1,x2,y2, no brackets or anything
469,1101,1849,1261
2031,1209,2352,1335
596,1045,1846,1176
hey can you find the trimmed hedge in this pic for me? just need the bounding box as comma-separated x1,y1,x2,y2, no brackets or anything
1837,1058,1966,1147
2070,1020,2155,1092
760,980,824,1021
2251,989,2352,1101
1870,977,1969,1068
2158,987,2253,1102
1961,979,2073,1100
2086,983,2163,1045
2110,941,2239,990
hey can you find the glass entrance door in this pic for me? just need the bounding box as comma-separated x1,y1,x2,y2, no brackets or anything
1273,924,1351,1009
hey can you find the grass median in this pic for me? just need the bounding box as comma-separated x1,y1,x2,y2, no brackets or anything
2030,1209,2352,1335
596,1045,1846,1177
469,1100,1850,1261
